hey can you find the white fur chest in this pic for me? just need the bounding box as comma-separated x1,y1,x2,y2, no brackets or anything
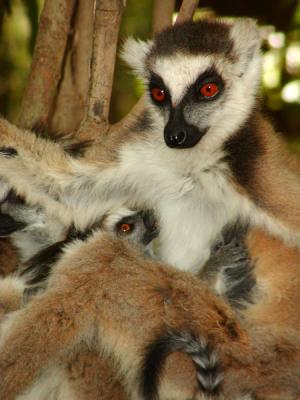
154,169,245,272
120,142,250,272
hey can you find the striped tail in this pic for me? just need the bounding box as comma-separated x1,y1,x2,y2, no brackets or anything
140,330,223,400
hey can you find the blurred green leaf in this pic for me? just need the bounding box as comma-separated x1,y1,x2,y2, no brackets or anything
4,0,12,14
22,0,40,54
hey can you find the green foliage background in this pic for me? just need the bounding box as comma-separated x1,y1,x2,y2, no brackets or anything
0,0,300,149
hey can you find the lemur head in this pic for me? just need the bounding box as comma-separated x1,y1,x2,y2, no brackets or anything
101,208,159,248
20,207,159,289
122,18,261,150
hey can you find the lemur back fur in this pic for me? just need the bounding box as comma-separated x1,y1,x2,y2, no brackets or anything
1,230,300,400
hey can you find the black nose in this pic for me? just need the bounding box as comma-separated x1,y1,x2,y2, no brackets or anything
169,131,187,146
164,106,207,149
164,124,207,149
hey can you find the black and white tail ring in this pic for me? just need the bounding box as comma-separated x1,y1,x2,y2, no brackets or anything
141,329,223,400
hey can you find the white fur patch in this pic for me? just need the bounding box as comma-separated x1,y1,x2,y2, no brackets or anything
0,179,10,202
229,18,261,76
0,275,26,294
151,53,214,105
17,366,76,400
101,207,137,233
121,37,153,79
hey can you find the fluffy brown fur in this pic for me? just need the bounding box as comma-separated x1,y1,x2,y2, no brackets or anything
227,114,300,235
65,347,128,400
1,232,300,399
0,263,129,400
0,238,18,276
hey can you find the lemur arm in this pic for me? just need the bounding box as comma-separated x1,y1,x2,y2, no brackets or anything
0,118,75,223
0,118,129,228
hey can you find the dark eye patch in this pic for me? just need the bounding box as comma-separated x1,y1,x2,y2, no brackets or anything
148,72,170,106
193,67,224,102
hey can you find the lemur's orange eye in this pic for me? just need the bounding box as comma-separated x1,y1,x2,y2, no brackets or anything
200,83,219,98
151,88,166,103
120,223,132,233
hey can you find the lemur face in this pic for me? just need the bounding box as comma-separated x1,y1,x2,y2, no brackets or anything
122,19,262,150
148,64,225,148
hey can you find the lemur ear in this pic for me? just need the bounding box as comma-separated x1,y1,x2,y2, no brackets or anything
121,37,153,79
229,18,261,76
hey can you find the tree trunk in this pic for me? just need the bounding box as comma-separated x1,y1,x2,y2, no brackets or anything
16,0,199,138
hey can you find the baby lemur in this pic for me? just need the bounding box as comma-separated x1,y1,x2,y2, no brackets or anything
0,17,300,399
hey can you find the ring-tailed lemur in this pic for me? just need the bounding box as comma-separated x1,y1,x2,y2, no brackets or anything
0,19,298,274
19,206,158,288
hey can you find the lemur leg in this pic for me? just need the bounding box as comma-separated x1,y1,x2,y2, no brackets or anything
0,123,70,228
0,119,79,223
244,229,300,331
0,118,130,229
